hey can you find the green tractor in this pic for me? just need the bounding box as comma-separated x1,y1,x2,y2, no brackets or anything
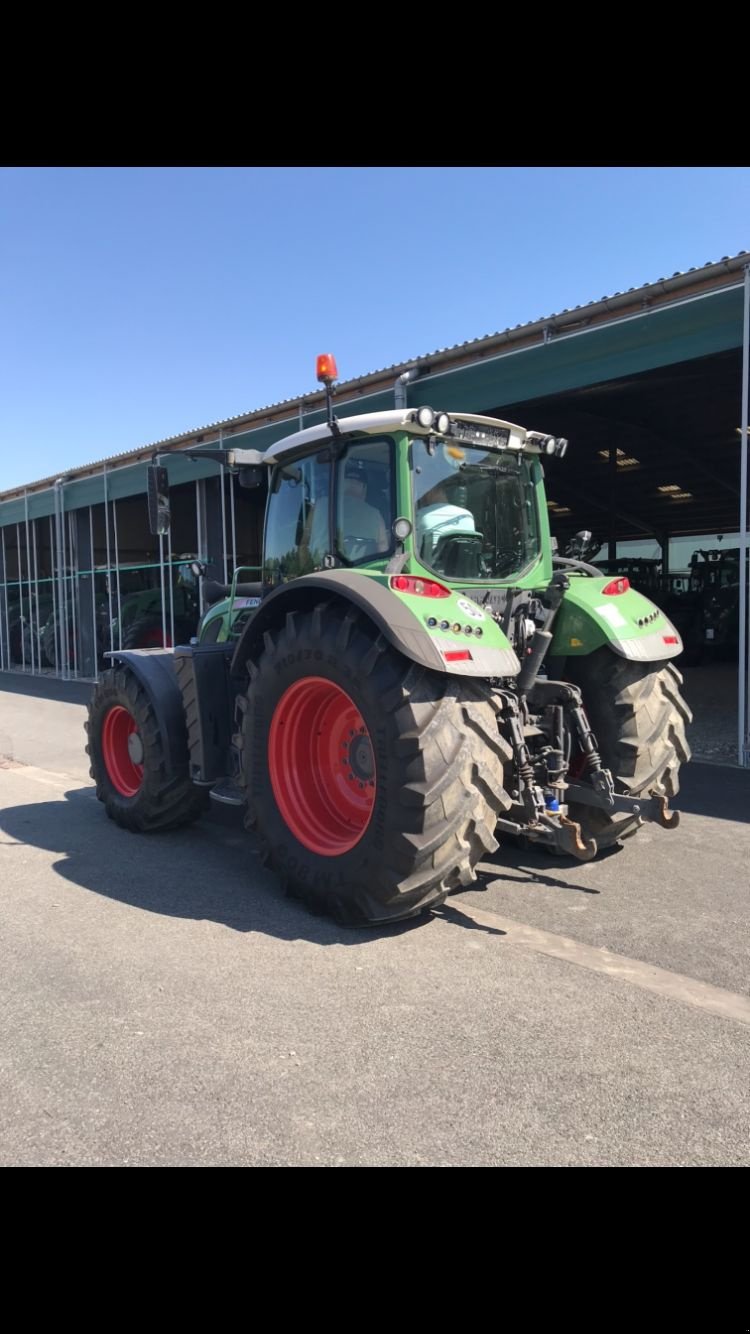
85,356,691,925
110,560,202,652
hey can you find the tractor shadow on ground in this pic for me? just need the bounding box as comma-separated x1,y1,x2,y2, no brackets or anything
467,838,625,898
0,786,427,945
430,903,507,936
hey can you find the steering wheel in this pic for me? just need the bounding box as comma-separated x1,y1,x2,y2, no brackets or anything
343,534,380,560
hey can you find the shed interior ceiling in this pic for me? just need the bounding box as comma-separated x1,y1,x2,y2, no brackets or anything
492,348,742,547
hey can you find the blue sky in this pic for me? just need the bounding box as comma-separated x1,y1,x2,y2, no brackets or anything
1,166,748,492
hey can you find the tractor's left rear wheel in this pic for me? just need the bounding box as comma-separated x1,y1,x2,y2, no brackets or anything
240,602,512,925
86,666,204,832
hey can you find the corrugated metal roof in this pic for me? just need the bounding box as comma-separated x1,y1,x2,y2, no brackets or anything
1,251,747,502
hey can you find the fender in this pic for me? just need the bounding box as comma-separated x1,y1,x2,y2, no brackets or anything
551,577,683,661
105,649,189,771
230,571,520,678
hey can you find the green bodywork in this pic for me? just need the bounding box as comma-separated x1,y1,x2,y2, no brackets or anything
550,574,677,657
198,566,263,645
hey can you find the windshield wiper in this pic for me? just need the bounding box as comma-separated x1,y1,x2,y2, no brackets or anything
458,462,518,475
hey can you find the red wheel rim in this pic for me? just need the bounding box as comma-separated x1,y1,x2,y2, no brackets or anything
101,705,144,797
268,677,376,856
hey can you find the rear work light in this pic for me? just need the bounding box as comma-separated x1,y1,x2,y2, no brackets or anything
602,577,630,595
390,576,450,597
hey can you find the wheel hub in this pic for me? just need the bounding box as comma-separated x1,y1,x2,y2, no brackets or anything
127,732,144,764
349,731,374,782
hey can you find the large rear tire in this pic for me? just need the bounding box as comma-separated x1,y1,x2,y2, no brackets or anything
85,666,204,832
240,603,512,925
565,649,692,849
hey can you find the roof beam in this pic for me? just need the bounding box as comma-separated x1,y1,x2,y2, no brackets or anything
554,404,740,499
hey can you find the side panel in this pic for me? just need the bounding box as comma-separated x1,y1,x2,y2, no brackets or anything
105,649,189,771
197,594,261,646
551,577,683,661
230,571,520,679
173,643,234,783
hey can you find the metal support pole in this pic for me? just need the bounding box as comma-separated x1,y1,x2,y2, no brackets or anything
49,515,57,668
24,494,35,673
196,479,206,617
159,532,167,647
53,493,62,676
230,469,237,577
112,497,122,650
739,263,750,767
219,429,228,583
16,524,26,670
0,532,4,672
1,527,9,671
220,464,228,581
608,445,618,563
659,530,670,589
103,465,114,655
167,522,175,644
54,480,69,680
90,507,98,678
61,485,69,679
68,511,78,676
32,516,41,675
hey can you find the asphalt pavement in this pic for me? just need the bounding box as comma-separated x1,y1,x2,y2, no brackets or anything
1,672,748,1166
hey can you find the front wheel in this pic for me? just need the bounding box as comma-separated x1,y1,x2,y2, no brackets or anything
240,602,512,925
565,649,692,849
85,666,204,831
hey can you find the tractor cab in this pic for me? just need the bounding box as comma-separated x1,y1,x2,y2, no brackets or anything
258,410,563,602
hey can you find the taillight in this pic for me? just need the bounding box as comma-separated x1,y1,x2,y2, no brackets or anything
602,577,630,595
443,649,472,662
663,635,679,644
390,575,451,598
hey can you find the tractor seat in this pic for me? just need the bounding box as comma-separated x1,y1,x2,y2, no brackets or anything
204,579,263,606
431,533,484,580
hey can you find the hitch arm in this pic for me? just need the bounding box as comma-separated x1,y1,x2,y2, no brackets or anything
566,783,680,829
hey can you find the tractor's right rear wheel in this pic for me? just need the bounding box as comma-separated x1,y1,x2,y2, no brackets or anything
86,666,204,832
240,603,512,925
565,648,692,849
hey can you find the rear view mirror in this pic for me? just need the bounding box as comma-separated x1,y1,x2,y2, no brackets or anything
238,465,265,490
565,530,600,560
147,465,171,535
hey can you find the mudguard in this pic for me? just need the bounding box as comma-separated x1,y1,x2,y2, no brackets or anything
230,571,520,679
105,649,189,771
551,577,683,661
